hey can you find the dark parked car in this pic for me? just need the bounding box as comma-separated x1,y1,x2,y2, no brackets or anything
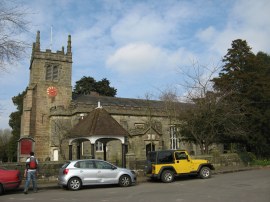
58,159,137,191
0,167,22,195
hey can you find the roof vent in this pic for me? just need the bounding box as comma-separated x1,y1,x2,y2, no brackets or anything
80,113,85,119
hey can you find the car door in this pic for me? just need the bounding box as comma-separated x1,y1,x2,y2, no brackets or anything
94,161,119,184
76,160,99,185
174,151,192,174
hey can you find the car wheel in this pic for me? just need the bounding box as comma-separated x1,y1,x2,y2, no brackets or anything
199,167,211,179
68,177,82,191
119,175,131,187
0,184,4,195
161,170,174,183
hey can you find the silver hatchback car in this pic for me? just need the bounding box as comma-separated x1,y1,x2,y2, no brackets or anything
58,159,136,190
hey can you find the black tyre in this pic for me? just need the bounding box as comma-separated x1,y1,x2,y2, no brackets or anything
0,184,4,195
161,170,174,183
68,177,82,191
199,167,211,179
119,175,131,187
60,185,68,190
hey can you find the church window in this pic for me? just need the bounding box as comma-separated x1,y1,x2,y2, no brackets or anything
46,64,59,81
170,125,179,150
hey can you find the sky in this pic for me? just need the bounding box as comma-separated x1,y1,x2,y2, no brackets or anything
1,0,270,129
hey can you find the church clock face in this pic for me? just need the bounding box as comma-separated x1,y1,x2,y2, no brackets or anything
47,86,58,97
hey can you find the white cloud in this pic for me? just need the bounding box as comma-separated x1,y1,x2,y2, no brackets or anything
230,0,270,53
198,0,270,57
111,8,171,45
106,43,167,74
106,42,197,76
196,26,217,43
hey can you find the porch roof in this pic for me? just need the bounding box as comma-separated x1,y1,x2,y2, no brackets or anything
68,107,129,138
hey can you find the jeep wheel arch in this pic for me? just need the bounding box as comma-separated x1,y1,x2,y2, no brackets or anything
197,163,215,172
158,166,176,178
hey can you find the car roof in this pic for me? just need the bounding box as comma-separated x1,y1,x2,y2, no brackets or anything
67,159,109,163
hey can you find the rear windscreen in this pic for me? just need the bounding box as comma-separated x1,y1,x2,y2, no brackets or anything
157,151,173,164
61,162,70,168
147,152,157,163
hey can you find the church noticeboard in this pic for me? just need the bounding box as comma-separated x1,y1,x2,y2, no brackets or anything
20,139,33,155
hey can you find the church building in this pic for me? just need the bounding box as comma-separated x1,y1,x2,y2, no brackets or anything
18,31,199,167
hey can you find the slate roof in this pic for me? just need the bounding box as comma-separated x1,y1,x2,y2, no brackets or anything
68,107,129,138
73,94,190,109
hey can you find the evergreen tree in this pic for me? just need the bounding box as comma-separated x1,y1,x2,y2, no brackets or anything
73,76,96,95
245,52,270,156
213,39,270,157
73,76,117,97
8,89,26,161
213,39,255,93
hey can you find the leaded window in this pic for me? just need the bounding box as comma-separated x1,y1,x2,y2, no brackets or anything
96,141,103,152
170,125,179,150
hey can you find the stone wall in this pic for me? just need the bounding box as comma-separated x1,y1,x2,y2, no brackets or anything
2,153,245,182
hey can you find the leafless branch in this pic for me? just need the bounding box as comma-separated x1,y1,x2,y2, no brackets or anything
0,0,30,71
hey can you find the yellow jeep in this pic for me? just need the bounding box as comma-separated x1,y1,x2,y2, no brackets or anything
146,150,215,183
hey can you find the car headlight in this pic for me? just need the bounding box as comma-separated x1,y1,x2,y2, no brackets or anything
131,170,136,175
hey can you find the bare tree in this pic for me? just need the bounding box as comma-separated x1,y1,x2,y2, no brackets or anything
0,0,29,72
177,61,222,154
158,87,181,121
177,60,220,101
51,119,72,160
177,61,249,154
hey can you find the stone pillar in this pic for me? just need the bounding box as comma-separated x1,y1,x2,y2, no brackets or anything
77,143,81,159
69,145,72,160
122,144,126,168
91,144,95,159
103,143,107,161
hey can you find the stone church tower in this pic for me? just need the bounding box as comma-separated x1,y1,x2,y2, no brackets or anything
19,31,72,161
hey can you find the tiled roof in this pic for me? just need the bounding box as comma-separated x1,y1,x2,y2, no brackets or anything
68,107,129,138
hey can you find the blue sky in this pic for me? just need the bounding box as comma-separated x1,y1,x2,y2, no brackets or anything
1,0,270,129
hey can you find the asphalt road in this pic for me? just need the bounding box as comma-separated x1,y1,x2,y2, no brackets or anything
1,168,270,202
